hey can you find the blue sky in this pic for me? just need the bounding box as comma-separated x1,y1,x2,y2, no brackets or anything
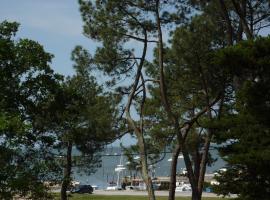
1,0,269,75
0,0,96,76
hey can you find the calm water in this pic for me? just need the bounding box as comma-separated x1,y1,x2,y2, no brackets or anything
72,147,225,189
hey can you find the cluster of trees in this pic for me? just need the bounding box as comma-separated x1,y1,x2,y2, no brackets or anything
0,21,62,199
1,0,270,200
213,37,270,200
77,1,270,200
0,21,119,200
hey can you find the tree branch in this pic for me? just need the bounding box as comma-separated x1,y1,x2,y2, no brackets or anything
231,0,253,39
218,0,234,45
123,33,158,43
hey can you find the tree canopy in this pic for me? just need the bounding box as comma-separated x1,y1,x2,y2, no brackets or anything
0,21,62,199
213,37,270,200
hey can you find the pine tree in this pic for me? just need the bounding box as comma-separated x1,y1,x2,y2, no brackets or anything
214,37,270,200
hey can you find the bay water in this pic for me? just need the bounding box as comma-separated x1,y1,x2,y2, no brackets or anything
71,146,226,189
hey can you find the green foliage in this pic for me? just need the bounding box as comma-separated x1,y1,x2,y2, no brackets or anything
214,37,270,200
145,14,229,168
78,0,190,80
0,21,62,199
50,46,119,178
189,0,270,42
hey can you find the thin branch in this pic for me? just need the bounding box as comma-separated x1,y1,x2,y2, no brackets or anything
140,72,146,135
120,61,136,75
144,79,160,83
149,150,167,166
253,13,270,25
134,88,144,98
136,79,160,91
123,33,158,43
105,129,133,144
117,105,126,122
125,32,147,114
183,93,222,128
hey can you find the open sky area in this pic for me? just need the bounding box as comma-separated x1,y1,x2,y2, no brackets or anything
0,0,95,76
0,0,139,146
1,0,269,76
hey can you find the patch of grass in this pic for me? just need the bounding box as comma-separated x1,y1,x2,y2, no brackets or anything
53,194,228,200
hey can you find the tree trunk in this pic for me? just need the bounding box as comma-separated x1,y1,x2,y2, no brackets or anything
61,141,72,200
218,0,234,45
136,131,156,200
194,149,201,187
197,135,212,197
231,0,253,39
191,190,202,200
168,143,181,200
124,30,155,199
190,150,203,200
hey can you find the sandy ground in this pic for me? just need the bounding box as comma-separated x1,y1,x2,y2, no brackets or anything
92,190,225,197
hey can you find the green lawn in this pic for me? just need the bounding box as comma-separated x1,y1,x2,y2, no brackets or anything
53,194,229,200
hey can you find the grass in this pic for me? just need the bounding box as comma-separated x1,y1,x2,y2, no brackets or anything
53,194,229,200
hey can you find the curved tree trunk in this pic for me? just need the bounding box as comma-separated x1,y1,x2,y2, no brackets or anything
61,141,72,200
124,32,155,200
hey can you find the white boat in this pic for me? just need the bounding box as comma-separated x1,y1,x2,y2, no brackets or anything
115,164,126,172
180,168,187,175
106,182,120,190
134,155,140,160
168,154,184,161
91,185,99,190
71,180,80,187
106,155,126,190
178,154,184,159
175,182,191,192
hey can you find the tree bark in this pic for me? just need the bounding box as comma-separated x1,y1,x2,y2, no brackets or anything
218,0,234,45
182,142,197,197
61,141,72,200
197,135,211,196
192,190,202,200
154,1,223,199
138,72,156,200
168,143,181,200
194,149,201,186
231,0,253,39
137,132,156,200
124,31,156,200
